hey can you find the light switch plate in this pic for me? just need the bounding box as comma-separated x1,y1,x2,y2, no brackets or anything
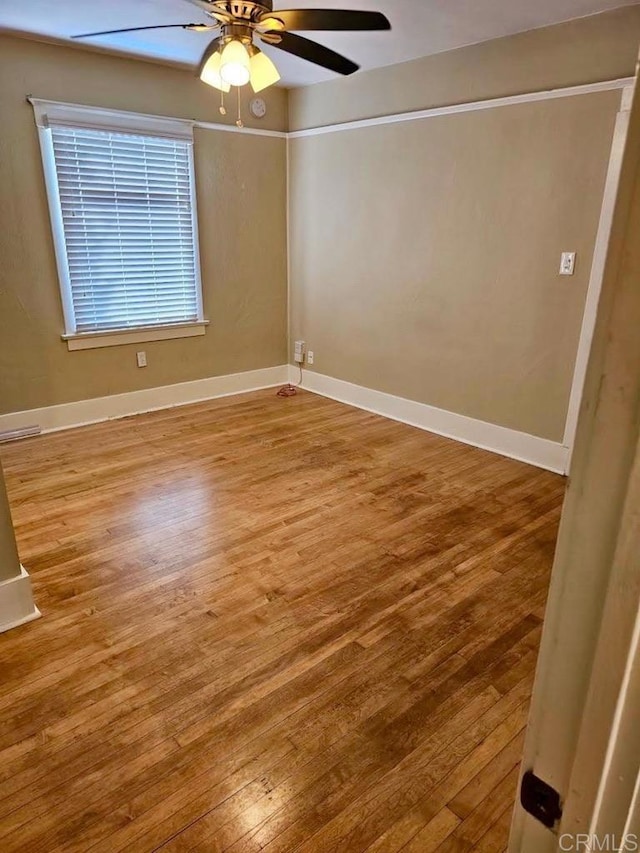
559,252,576,276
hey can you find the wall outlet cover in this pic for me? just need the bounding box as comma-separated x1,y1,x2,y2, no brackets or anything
559,252,576,276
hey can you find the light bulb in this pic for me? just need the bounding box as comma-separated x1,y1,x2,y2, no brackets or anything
250,50,280,93
200,51,230,92
220,40,251,87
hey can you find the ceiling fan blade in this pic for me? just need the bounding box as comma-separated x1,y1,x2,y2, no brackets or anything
259,9,390,32
260,30,358,75
72,23,215,39
197,36,222,75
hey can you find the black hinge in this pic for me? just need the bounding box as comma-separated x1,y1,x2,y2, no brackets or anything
520,770,563,829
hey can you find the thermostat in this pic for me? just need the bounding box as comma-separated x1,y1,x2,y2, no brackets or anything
250,97,267,119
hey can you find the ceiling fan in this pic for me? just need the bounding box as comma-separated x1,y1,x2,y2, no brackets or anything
73,1,392,94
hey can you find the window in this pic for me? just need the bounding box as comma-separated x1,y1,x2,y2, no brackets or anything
32,100,207,350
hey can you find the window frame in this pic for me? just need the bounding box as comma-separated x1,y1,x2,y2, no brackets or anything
31,99,208,350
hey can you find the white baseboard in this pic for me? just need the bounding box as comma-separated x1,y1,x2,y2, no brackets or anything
0,365,290,435
0,566,40,634
0,362,568,472
292,368,569,475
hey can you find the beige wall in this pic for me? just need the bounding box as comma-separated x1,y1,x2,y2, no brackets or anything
0,35,288,414
289,9,640,443
2,9,639,436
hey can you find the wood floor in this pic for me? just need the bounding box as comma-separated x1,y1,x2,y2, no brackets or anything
0,389,566,853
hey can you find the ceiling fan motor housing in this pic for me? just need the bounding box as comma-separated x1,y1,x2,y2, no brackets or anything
212,1,273,21
222,23,253,44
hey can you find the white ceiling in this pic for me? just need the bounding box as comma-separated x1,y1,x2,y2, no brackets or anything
2,0,638,87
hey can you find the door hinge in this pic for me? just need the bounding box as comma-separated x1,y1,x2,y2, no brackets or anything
520,770,563,829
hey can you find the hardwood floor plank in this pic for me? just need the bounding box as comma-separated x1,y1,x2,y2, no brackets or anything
402,807,462,853
0,390,565,852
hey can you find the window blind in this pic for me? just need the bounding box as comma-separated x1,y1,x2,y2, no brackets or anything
49,125,201,333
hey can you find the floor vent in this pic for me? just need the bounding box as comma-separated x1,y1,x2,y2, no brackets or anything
0,426,41,443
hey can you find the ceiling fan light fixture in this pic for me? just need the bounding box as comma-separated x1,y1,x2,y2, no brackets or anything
250,50,281,93
220,39,251,87
200,50,231,92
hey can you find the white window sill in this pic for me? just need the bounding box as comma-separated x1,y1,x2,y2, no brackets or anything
62,321,209,351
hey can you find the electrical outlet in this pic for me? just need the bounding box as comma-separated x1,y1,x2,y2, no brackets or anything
136,351,147,368
294,340,306,364
307,351,314,365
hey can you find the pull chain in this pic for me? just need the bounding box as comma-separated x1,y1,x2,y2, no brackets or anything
236,87,244,129
219,89,227,116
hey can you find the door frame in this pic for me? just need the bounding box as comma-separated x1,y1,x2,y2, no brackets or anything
510,62,640,853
